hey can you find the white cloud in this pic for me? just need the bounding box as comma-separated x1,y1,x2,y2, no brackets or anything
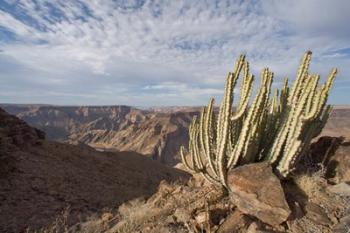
0,0,349,105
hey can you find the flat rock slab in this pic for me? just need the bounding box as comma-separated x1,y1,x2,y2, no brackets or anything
227,162,291,226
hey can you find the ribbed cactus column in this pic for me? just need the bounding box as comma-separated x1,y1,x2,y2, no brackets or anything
180,55,254,186
274,69,337,177
227,68,273,169
266,52,337,177
180,51,337,188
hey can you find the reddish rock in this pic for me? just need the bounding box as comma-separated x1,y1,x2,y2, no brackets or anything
217,210,251,233
227,162,291,226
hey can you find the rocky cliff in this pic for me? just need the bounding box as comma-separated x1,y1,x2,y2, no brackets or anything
1,105,197,165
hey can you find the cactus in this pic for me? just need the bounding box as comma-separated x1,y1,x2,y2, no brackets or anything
180,51,337,187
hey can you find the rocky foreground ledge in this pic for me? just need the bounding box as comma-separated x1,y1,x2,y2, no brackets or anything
73,136,350,233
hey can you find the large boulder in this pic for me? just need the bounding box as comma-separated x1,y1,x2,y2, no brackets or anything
227,162,291,226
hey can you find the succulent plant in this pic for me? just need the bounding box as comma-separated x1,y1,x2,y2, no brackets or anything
180,51,337,187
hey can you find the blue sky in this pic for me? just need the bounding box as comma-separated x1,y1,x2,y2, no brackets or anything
0,0,349,106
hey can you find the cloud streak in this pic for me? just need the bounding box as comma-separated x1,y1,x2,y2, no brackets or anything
0,0,349,105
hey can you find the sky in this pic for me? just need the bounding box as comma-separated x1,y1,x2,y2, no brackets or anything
0,0,349,106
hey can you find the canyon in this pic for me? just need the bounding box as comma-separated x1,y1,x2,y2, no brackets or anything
0,107,189,232
2,104,350,167
1,106,349,232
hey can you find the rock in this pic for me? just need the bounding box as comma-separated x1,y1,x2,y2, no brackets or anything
174,208,192,223
194,210,211,231
207,203,232,226
304,202,332,226
217,210,251,233
195,211,208,225
326,143,350,183
246,222,259,233
147,180,175,206
327,182,350,196
227,162,291,226
333,215,350,233
246,222,275,233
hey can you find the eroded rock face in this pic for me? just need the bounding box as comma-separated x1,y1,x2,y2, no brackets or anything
227,162,291,226
1,105,196,165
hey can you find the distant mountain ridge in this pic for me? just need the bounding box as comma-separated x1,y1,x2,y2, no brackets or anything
1,104,198,165
2,104,350,166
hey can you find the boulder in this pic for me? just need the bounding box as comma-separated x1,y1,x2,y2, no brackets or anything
227,162,291,226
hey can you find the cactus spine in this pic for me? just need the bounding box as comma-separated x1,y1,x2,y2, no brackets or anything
180,51,337,187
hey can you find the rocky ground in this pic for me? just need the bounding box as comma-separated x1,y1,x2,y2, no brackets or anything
56,136,349,233
0,108,189,232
